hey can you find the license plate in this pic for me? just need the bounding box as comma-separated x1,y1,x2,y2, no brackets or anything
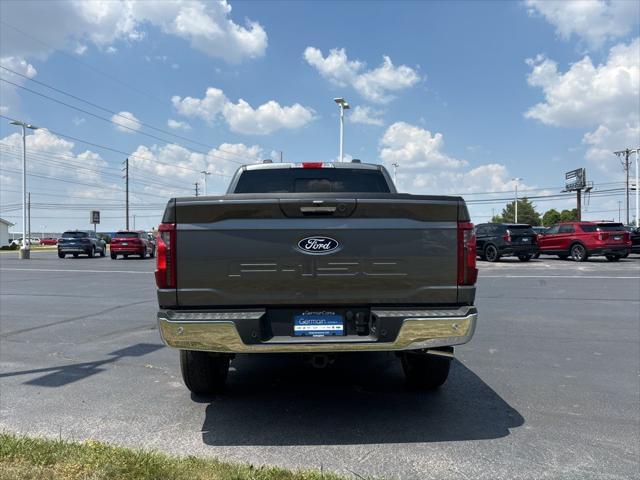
613,236,621,241
294,314,344,337
522,237,530,242
122,242,128,246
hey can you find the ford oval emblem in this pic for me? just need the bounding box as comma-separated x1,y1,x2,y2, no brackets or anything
297,236,340,255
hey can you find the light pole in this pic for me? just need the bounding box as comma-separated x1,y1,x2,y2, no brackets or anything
392,162,399,185
334,97,350,162
512,177,523,223
200,170,211,195
9,120,38,259
635,149,639,227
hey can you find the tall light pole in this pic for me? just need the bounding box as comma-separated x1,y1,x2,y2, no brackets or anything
9,120,38,259
512,177,523,223
334,97,350,162
200,170,211,195
392,162,399,185
635,150,639,227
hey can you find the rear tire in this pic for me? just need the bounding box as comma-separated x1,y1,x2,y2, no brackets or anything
532,252,540,259
401,349,452,390
150,248,155,258
123,254,128,259
518,254,532,262
180,350,230,395
58,252,65,259
606,255,620,262
570,243,588,262
110,252,117,260
140,250,146,259
484,244,500,262
88,247,95,258
100,246,106,257
73,253,79,258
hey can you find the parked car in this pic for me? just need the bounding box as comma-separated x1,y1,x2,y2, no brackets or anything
623,225,640,255
537,222,630,262
10,237,42,247
39,237,58,246
57,230,107,258
110,231,155,259
156,161,478,394
475,223,538,262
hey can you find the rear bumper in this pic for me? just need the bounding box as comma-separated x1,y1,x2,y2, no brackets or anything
157,306,478,353
58,246,91,253
111,246,145,254
499,244,538,256
589,246,630,256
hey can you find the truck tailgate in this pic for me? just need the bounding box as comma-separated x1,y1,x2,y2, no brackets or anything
169,194,465,307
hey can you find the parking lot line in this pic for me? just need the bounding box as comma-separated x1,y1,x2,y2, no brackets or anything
0,268,150,274
481,274,640,279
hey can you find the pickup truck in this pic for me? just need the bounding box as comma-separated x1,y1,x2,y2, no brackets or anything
155,161,478,394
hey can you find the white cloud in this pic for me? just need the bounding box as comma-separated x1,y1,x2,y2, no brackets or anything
111,111,142,133
304,47,420,103
172,87,315,135
379,122,467,171
72,117,86,126
349,105,384,126
0,0,267,63
74,43,88,55
167,119,191,130
0,56,37,79
525,0,639,49
525,38,640,174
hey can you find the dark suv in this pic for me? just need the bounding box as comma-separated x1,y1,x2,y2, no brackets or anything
57,230,107,258
475,223,538,262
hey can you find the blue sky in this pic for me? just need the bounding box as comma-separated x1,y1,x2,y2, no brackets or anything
0,0,638,233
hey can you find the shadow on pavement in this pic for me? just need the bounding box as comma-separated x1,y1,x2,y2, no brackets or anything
199,352,524,446
0,343,163,387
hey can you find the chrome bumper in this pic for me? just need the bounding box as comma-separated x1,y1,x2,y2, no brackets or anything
157,307,477,353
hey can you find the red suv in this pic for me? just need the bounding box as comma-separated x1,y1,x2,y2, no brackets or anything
537,222,631,262
110,231,155,259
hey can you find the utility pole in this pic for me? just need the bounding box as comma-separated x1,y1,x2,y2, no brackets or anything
512,178,523,223
194,182,199,197
200,170,211,195
618,201,622,222
9,119,38,259
636,150,639,227
279,151,283,163
392,163,399,185
27,192,31,247
122,158,130,230
133,214,136,230
614,149,634,224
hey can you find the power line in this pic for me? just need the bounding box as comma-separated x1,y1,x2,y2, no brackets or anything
0,64,266,162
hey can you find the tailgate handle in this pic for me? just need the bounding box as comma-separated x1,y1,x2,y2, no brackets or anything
300,206,337,215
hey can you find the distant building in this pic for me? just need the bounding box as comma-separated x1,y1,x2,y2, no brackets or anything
0,218,14,246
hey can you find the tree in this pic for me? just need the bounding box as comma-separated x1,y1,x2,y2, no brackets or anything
542,208,561,226
560,208,579,222
496,197,541,225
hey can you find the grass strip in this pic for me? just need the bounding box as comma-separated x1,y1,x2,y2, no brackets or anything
0,432,349,480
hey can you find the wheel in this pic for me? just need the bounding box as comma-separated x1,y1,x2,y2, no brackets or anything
73,253,79,258
123,254,128,259
484,244,500,262
150,247,155,258
532,252,540,259
605,255,620,262
180,350,230,395
401,349,452,390
110,252,117,260
58,252,65,259
558,254,568,260
518,254,532,262
570,243,588,262
88,246,95,258
140,250,146,259
100,246,106,257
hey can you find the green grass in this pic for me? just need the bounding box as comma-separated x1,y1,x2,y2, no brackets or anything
0,433,349,480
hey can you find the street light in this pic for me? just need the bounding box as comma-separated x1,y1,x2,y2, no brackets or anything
9,120,38,259
334,97,350,162
200,170,211,196
512,177,523,223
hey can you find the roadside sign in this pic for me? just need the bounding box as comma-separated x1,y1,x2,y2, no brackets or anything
91,210,100,224
565,168,586,191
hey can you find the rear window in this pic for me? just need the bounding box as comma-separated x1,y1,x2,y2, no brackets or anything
62,231,88,238
581,223,625,232
233,168,391,193
115,232,140,238
506,225,535,234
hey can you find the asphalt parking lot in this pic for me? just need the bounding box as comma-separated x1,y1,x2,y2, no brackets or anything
1,251,638,480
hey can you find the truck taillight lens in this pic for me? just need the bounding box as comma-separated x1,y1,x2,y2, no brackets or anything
458,221,478,286
155,223,176,288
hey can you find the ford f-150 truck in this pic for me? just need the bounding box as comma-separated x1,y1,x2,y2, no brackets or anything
155,161,478,394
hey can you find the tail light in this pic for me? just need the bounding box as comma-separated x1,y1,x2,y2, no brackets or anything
155,223,176,288
502,230,511,242
293,162,334,169
458,221,478,286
